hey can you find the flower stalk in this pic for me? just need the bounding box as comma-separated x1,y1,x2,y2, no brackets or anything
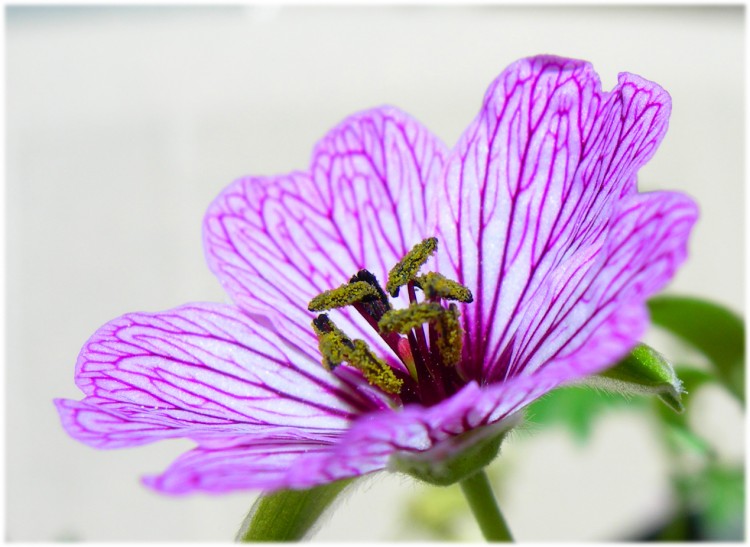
236,479,354,542
459,470,514,542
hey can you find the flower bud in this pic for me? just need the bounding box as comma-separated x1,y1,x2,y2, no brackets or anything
585,343,685,412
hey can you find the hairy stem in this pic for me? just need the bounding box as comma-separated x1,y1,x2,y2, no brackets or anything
459,470,514,542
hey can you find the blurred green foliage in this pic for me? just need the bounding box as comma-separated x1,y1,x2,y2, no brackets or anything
527,386,639,443
648,295,745,403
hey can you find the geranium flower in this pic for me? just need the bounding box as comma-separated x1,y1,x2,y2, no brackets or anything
55,55,697,495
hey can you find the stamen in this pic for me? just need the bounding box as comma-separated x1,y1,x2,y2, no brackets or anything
378,302,445,334
307,236,470,403
311,314,352,370
434,303,464,367
308,281,381,312
385,237,438,297
312,314,403,394
349,270,392,322
415,272,473,303
348,340,403,395
349,270,390,307
379,302,464,368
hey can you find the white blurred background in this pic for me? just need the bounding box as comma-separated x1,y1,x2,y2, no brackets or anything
6,5,744,541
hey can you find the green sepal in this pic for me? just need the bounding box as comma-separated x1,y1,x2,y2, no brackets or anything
648,295,745,402
235,479,354,542
585,343,685,413
392,415,518,486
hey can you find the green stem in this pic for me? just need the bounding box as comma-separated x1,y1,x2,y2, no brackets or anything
459,470,514,542
235,479,353,542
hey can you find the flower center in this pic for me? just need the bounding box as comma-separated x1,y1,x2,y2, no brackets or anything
308,238,473,406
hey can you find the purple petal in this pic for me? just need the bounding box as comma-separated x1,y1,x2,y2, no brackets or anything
55,303,381,449
203,107,448,352
498,190,698,381
271,374,562,491
142,443,333,494
435,56,674,380
143,379,535,494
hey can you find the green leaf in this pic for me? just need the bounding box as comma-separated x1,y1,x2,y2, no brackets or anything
235,479,354,542
586,343,686,412
648,295,745,402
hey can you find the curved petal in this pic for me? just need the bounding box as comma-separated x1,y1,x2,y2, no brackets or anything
277,375,561,491
435,55,673,379
203,107,448,352
497,190,698,382
142,443,334,494
56,303,381,449
142,380,534,494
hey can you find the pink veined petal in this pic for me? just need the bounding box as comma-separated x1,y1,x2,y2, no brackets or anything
54,398,347,450
203,106,448,354
142,442,334,494
286,379,544,489
273,375,562,492
143,379,540,494
55,303,381,449
55,398,185,449
435,55,673,380
496,190,698,382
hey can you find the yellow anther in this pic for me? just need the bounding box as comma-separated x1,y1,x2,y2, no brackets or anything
386,237,438,297
311,314,352,370
379,302,464,367
312,314,402,394
415,272,473,303
308,281,381,312
348,340,403,394
434,304,464,367
378,302,445,334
